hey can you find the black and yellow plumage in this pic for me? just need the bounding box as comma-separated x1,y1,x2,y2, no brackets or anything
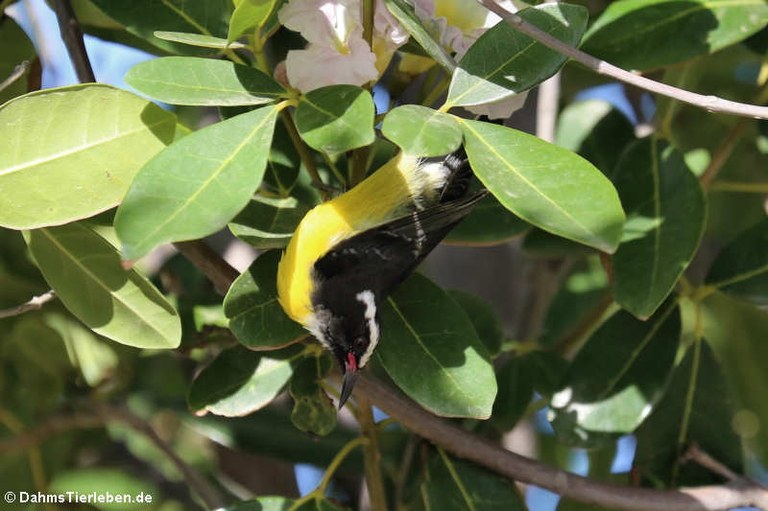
277,151,484,407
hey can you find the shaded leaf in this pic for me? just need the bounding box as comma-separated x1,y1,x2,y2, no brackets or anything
295,85,375,155
0,84,175,229
229,196,310,249
0,16,36,104
461,119,625,253
225,251,306,349
50,468,157,511
445,192,529,245
446,4,587,108
376,273,497,419
126,57,285,106
290,354,337,436
228,0,280,42
189,345,299,416
115,105,278,261
25,223,181,349
421,449,525,511
448,290,503,356
550,301,680,437
634,339,742,486
383,0,455,72
611,138,705,318
705,217,768,305
583,0,768,70
382,105,461,156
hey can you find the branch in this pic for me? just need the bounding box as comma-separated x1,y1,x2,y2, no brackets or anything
0,290,56,319
0,61,29,93
0,405,225,510
173,240,240,295
477,0,768,120
356,374,768,511
51,0,95,83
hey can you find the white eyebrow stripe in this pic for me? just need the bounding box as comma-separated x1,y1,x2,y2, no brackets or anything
356,290,380,368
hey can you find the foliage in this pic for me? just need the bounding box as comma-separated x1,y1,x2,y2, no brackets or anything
0,0,767,510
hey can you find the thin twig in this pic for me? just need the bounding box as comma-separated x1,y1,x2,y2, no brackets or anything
0,61,30,93
51,0,95,83
682,443,743,484
476,0,768,120
536,73,561,143
0,290,56,319
356,373,768,511
173,241,240,295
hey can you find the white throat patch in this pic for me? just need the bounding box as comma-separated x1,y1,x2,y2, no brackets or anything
355,290,380,368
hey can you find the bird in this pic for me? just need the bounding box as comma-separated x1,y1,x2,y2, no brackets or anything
276,150,486,408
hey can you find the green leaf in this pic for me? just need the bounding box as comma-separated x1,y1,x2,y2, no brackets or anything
582,0,768,71
90,0,232,55
295,85,375,155
189,345,298,416
445,192,529,245
125,57,285,106
224,251,306,349
550,301,680,437
222,496,292,511
705,217,768,305
460,119,625,253
611,138,706,318
115,104,278,261
555,100,636,177
634,339,742,486
383,0,456,72
0,16,36,105
229,196,310,249
0,84,175,229
700,291,768,465
25,223,181,349
154,31,246,49
448,290,503,356
376,273,497,419
381,105,462,156
50,468,157,511
446,3,588,108
290,354,337,436
421,450,525,511
228,0,280,42
492,357,534,431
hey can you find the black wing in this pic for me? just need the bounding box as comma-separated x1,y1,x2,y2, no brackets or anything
312,190,487,308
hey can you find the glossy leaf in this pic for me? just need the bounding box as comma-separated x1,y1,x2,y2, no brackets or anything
0,84,175,229
634,340,742,486
229,196,309,249
448,290,503,356
555,100,636,176
461,119,625,253
224,251,306,349
550,301,680,436
228,0,279,41
583,0,768,71
611,138,705,318
446,4,587,108
383,0,455,72
126,57,285,106
189,345,298,416
154,31,246,49
421,450,525,511
446,192,529,245
295,85,375,155
376,273,497,419
115,105,278,261
382,105,461,156
705,217,768,304
25,223,181,349
0,16,36,104
700,291,768,465
90,0,231,55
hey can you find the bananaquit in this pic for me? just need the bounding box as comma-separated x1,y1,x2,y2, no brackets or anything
277,151,485,408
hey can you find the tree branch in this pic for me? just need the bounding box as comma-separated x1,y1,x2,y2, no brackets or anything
173,240,240,295
0,61,30,93
476,0,768,120
356,374,768,511
51,0,95,83
0,290,56,319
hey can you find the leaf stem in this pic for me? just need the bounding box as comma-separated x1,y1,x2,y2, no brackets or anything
279,109,329,198
357,395,389,511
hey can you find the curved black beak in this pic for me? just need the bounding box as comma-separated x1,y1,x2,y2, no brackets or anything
338,352,359,409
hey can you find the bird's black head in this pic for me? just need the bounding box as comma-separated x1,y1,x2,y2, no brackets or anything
312,290,381,408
